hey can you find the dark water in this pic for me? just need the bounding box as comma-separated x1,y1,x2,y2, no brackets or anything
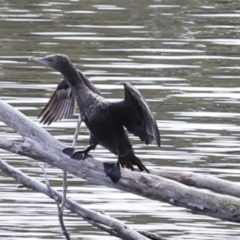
1,0,240,239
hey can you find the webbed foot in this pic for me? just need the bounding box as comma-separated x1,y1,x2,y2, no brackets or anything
71,151,92,160
63,147,92,160
71,151,85,160
63,147,75,156
103,162,121,183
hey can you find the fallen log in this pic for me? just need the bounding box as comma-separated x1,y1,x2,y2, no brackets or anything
1,99,240,236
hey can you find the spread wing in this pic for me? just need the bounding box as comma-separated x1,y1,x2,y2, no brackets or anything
111,82,160,147
38,78,76,125
39,70,100,125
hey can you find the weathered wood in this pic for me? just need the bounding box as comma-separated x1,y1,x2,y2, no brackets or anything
1,99,240,223
151,169,240,198
0,160,151,240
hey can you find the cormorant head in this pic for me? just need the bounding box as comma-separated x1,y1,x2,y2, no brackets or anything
29,54,71,74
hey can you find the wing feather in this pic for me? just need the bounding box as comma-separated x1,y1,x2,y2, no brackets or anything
38,78,76,125
111,82,160,147
39,70,100,125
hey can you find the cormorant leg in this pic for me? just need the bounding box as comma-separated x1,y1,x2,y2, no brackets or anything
103,156,121,184
71,134,98,160
63,147,75,156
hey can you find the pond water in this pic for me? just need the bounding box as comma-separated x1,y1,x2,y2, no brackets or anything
0,0,240,239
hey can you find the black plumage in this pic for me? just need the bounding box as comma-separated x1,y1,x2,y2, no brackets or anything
30,54,160,183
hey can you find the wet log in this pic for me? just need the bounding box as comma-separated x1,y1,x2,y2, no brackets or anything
1,99,240,226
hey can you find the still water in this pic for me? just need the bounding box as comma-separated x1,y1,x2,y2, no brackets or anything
0,0,240,239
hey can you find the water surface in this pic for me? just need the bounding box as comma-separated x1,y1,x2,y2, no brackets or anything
1,0,240,239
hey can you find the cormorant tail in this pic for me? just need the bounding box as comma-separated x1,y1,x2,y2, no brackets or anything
119,151,149,173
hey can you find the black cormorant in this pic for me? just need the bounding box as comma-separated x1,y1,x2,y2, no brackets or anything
30,54,160,183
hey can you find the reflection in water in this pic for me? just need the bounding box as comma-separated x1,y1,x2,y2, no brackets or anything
1,0,240,239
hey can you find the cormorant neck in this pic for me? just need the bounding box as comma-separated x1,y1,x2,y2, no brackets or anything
60,62,83,86
60,61,93,110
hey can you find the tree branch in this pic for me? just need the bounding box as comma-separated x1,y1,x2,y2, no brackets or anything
37,161,71,240
0,159,156,240
1,137,240,223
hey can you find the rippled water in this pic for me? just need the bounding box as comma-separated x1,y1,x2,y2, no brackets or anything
1,0,240,239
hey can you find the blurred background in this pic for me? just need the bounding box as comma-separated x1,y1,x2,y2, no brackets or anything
0,0,240,239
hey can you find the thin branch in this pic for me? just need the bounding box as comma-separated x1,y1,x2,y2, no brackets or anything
139,231,167,240
36,161,71,240
0,159,154,240
61,113,82,208
72,114,82,148
57,206,71,240
62,171,68,209
86,219,126,239
59,114,82,239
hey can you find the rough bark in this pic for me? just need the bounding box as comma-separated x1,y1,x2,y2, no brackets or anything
151,169,240,198
1,99,240,224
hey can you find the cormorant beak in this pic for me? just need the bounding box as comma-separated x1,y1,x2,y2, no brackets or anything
29,56,51,67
